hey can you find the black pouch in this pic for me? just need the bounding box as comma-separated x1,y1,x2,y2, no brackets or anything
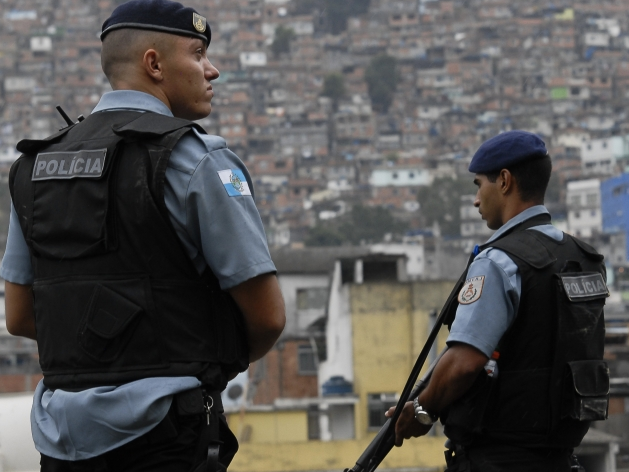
78,284,144,363
551,271,609,427
560,360,609,421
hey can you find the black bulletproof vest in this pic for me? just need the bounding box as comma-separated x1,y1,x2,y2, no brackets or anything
10,110,249,390
442,215,608,449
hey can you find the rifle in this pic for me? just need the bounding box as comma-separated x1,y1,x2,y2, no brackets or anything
55,105,85,129
343,267,468,472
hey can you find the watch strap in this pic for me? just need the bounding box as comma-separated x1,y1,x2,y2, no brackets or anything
413,397,438,424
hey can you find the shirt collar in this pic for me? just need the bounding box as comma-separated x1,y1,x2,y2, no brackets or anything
485,205,550,244
92,91,173,117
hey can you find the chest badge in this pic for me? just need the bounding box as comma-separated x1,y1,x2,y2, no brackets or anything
458,275,485,305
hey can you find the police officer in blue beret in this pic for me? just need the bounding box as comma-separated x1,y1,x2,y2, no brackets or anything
2,1,285,471
387,131,608,471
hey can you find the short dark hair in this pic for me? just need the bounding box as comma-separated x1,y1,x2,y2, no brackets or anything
101,29,175,86
485,155,552,203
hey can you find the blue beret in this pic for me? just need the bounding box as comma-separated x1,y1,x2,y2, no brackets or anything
101,0,211,46
469,131,548,174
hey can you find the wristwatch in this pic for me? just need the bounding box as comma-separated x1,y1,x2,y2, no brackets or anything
413,397,438,426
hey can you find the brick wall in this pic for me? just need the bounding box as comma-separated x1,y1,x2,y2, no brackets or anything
0,374,43,393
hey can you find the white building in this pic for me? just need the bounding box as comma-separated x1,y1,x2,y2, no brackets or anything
567,179,602,238
580,136,629,176
460,194,493,238
369,168,431,187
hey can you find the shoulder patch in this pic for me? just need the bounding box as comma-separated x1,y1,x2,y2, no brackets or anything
217,169,252,197
458,275,485,305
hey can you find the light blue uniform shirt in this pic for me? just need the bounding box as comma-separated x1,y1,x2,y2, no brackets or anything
447,206,563,357
1,91,275,460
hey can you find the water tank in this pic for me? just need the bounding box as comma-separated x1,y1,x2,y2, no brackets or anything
321,376,353,396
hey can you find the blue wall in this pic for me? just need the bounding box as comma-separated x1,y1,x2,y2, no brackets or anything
601,173,629,261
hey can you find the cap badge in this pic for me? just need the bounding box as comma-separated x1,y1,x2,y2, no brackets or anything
193,13,206,33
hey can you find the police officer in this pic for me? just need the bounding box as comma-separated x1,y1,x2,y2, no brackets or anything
387,131,608,471
2,1,285,471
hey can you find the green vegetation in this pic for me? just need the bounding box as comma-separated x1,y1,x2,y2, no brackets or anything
365,54,399,113
417,177,477,237
306,204,408,246
271,26,296,57
321,73,346,110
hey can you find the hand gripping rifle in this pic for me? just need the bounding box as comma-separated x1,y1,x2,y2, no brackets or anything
343,268,468,472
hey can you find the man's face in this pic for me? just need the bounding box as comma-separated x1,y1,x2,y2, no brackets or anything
473,173,504,230
160,36,219,120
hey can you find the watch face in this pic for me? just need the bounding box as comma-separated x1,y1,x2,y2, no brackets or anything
416,411,434,426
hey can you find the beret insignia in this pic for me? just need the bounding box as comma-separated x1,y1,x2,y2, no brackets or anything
193,13,206,33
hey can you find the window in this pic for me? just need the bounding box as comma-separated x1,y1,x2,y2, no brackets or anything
298,344,317,375
297,287,328,310
586,193,598,205
368,393,397,429
307,405,320,439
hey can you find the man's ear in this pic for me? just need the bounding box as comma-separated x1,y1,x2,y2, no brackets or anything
142,49,163,81
498,169,515,195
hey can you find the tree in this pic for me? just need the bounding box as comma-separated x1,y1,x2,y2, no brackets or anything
271,26,296,57
321,73,345,110
305,225,345,247
417,177,477,237
365,54,399,113
305,204,408,246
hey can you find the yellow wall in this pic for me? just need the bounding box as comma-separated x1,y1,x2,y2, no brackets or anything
351,281,455,441
228,435,447,472
227,279,457,472
227,410,309,443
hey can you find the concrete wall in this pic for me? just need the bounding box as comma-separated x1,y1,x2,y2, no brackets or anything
226,435,445,472
277,274,330,337
0,393,39,472
350,281,454,441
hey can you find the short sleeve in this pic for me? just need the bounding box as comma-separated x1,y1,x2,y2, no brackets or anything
164,132,275,290
446,248,520,357
0,204,34,285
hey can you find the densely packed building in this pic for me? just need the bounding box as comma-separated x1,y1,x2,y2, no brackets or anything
1,0,629,250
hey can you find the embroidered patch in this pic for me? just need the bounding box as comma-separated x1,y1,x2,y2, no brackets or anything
32,150,107,181
560,273,608,301
458,276,485,305
193,13,207,33
217,169,252,197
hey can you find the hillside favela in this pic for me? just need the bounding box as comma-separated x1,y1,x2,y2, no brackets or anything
0,0,629,471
